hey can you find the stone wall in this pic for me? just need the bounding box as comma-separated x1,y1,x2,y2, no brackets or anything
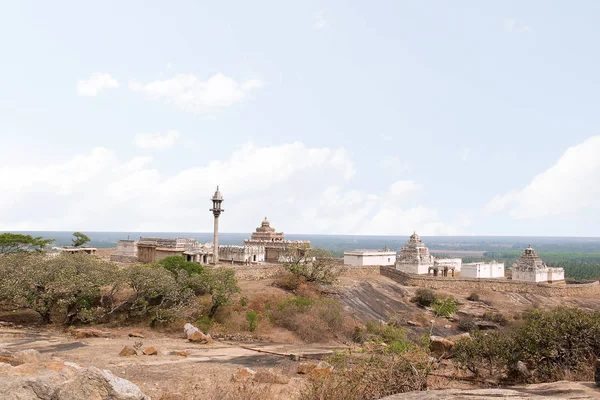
380,266,600,297
339,265,380,278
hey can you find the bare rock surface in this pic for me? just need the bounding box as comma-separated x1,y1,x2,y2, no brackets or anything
0,361,150,400
382,381,598,399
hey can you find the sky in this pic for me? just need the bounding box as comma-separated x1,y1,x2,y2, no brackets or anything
1,1,600,236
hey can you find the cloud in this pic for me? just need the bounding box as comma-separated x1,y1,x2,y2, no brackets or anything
484,136,600,219
504,18,533,33
378,156,412,172
0,142,465,235
76,73,120,97
129,73,263,113
313,9,328,30
461,147,471,162
134,130,180,150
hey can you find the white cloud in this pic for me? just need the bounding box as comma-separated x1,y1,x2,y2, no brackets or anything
313,9,328,31
484,136,600,219
129,73,263,113
461,147,471,162
378,156,411,172
76,73,120,97
504,18,533,33
0,142,465,235
134,130,180,150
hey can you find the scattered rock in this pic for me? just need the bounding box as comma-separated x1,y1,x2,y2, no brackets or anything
0,355,21,366
254,368,290,384
514,360,531,380
128,330,144,338
297,362,316,375
0,362,150,399
13,349,40,364
474,320,500,330
71,328,111,339
142,347,157,356
406,320,421,327
174,350,188,357
429,336,455,358
119,346,137,357
184,323,213,343
444,324,452,329
159,349,175,356
310,361,334,378
232,367,256,382
447,332,470,342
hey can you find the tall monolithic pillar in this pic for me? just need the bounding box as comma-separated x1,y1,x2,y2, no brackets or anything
210,186,224,265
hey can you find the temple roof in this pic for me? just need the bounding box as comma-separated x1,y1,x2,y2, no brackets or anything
212,186,224,201
512,245,548,271
397,231,433,265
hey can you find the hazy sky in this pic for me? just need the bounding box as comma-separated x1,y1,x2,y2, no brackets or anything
1,1,599,236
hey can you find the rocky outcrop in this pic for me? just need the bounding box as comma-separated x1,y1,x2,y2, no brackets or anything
429,336,454,358
382,381,598,399
232,367,256,382
119,346,137,357
0,360,150,399
71,328,111,339
184,323,212,343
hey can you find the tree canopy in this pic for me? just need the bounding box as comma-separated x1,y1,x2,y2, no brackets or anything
72,232,91,247
0,233,54,254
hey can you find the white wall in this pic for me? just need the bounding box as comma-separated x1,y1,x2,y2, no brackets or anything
344,252,395,266
462,262,505,279
548,268,565,282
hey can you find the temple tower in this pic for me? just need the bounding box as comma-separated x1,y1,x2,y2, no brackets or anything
210,186,224,264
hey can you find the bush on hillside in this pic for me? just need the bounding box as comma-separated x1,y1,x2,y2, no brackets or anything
282,247,340,284
467,293,480,301
454,307,600,383
300,351,429,400
411,288,436,307
159,255,204,276
0,253,200,325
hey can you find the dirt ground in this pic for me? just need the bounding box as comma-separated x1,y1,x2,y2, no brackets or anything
2,272,600,399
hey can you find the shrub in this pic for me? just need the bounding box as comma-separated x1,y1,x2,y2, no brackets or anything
431,296,458,318
467,293,480,301
300,351,429,400
454,307,600,383
158,255,204,276
198,267,240,317
246,311,259,332
274,272,305,291
457,317,477,332
483,312,508,326
282,247,340,284
268,296,347,342
411,288,436,307
0,253,197,326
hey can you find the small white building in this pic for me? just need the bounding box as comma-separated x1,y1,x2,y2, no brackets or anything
344,250,396,266
395,232,434,274
511,246,565,283
462,262,505,279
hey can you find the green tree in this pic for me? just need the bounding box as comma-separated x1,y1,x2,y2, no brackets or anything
71,232,91,247
199,267,239,317
0,253,117,324
0,233,54,254
158,255,204,276
282,247,340,284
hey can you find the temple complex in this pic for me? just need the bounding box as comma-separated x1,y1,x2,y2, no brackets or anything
395,232,435,275
511,246,565,283
244,217,310,262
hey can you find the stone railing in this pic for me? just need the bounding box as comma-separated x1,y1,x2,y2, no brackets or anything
380,266,600,297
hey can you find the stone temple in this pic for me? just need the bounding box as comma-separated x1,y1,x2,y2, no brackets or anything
244,217,310,263
511,245,565,283
395,232,435,275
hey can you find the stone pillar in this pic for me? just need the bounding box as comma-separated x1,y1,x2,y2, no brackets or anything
213,215,219,264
